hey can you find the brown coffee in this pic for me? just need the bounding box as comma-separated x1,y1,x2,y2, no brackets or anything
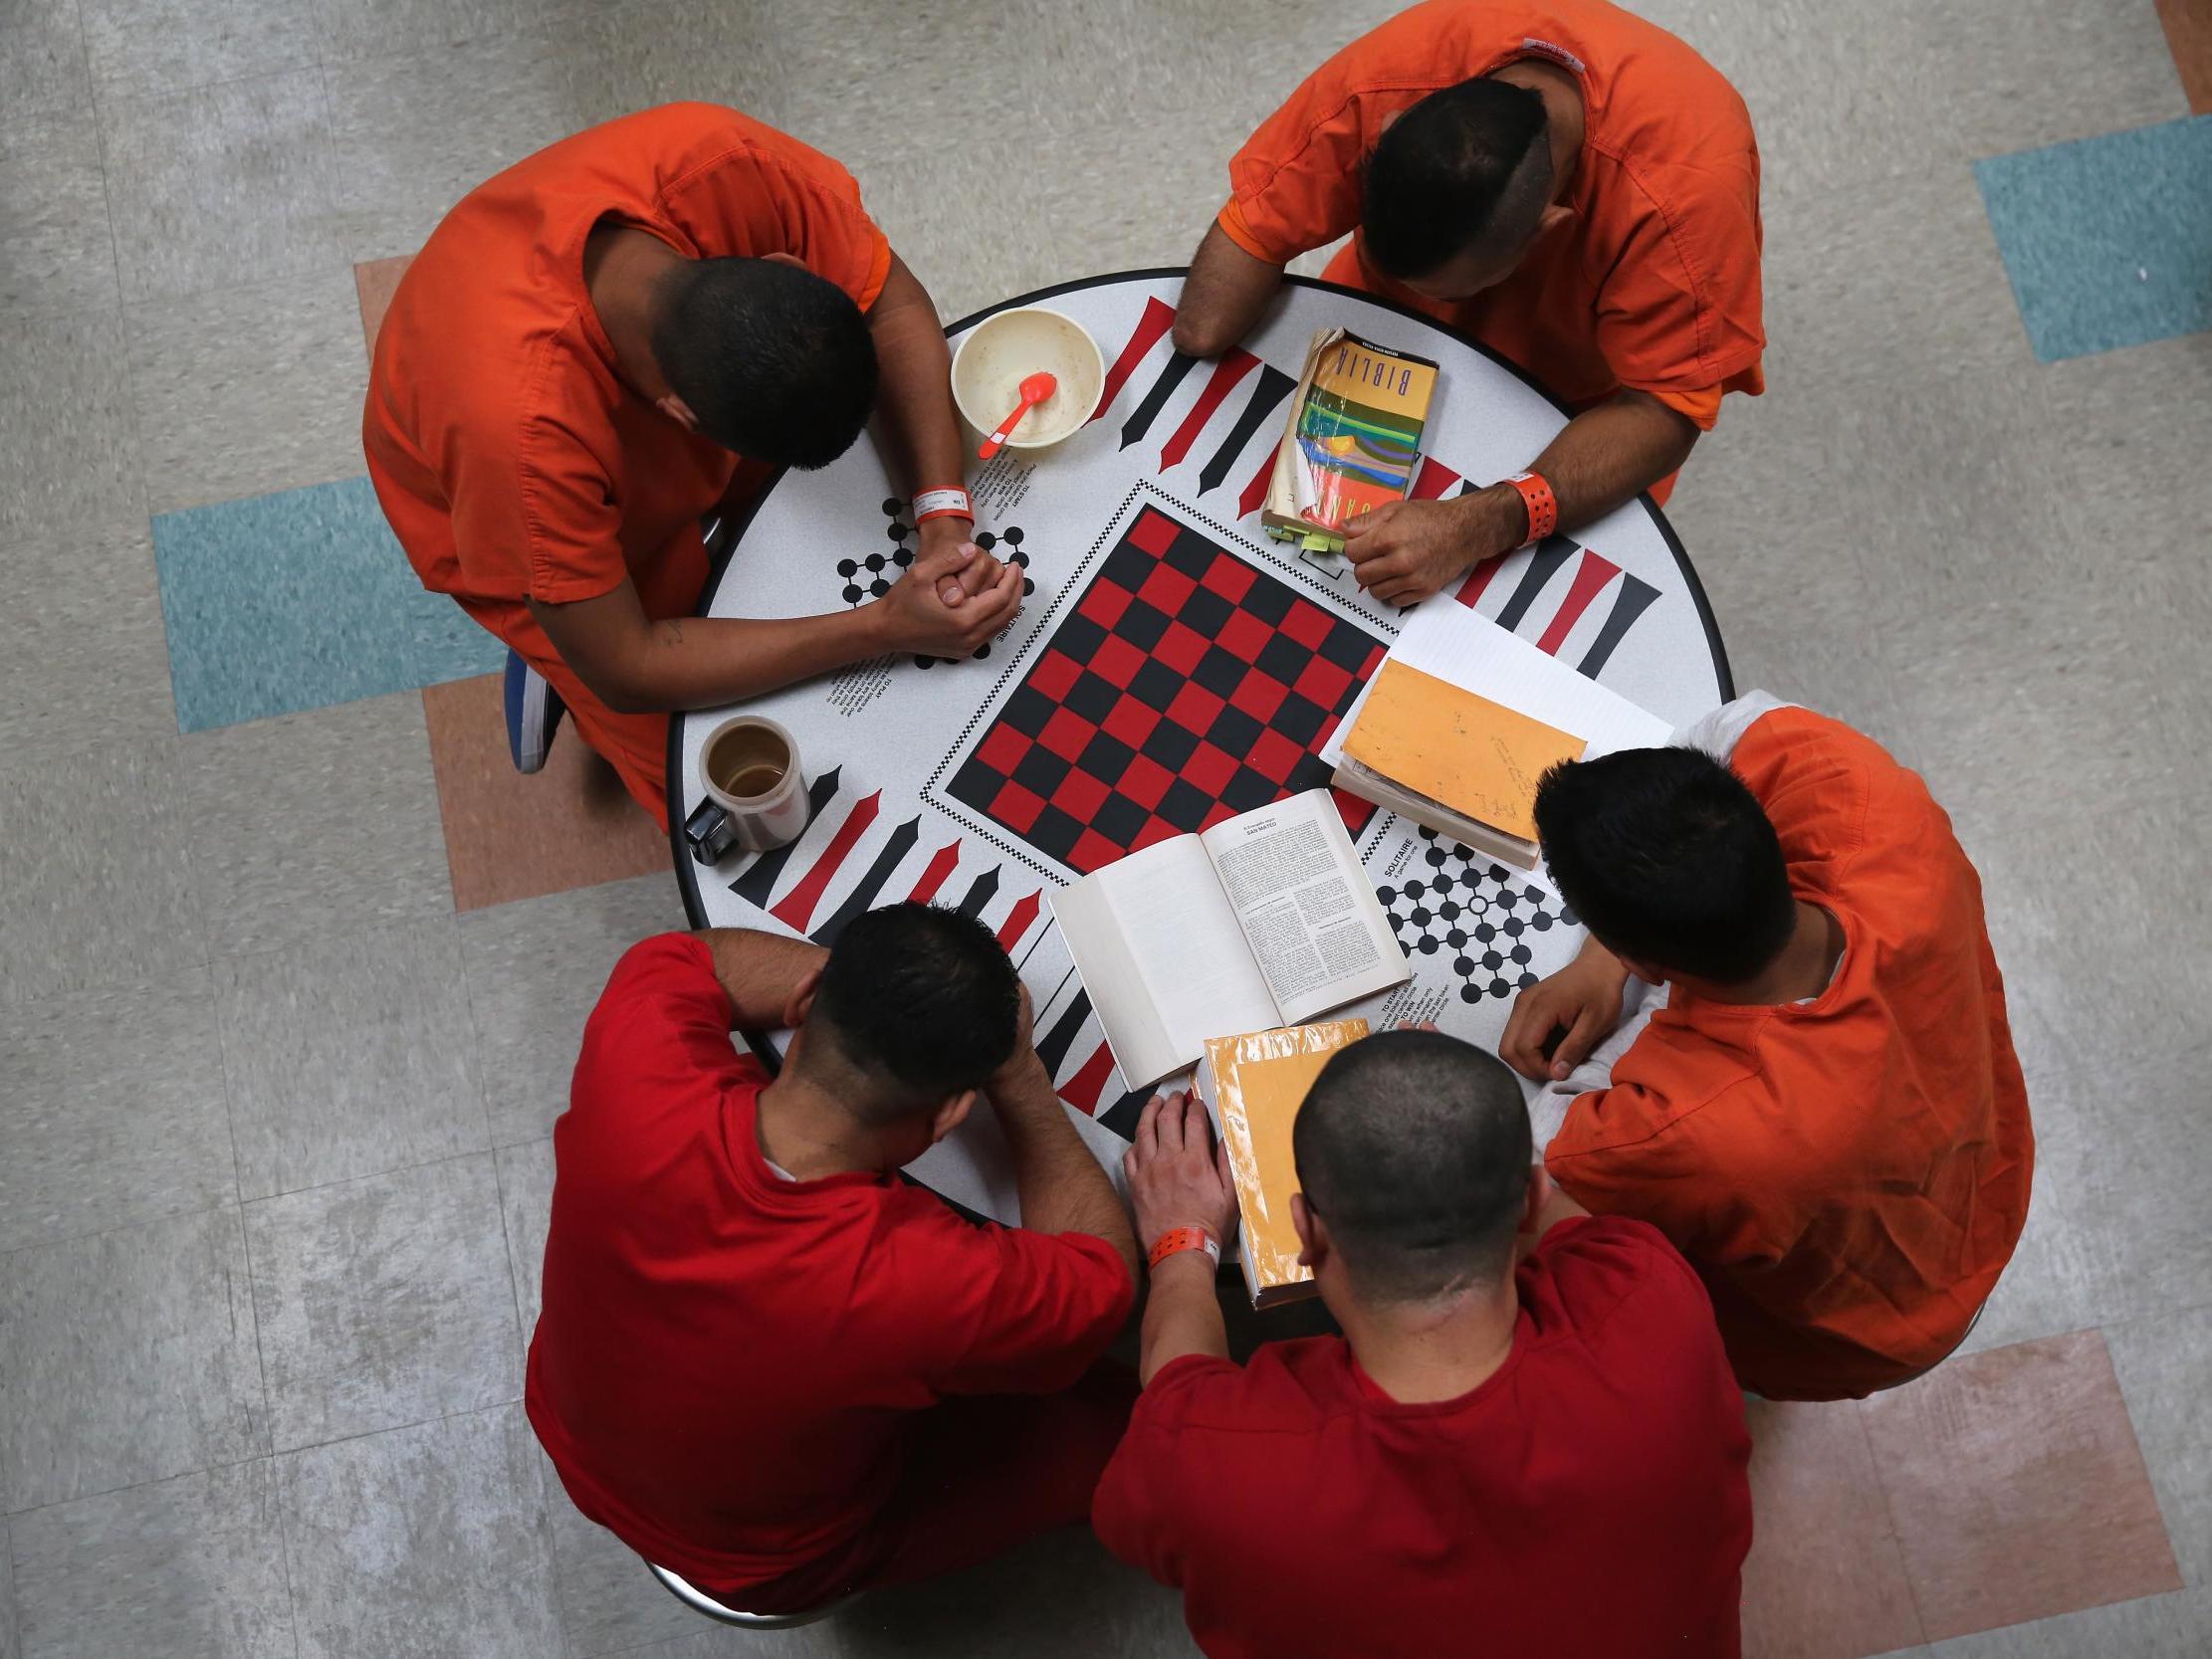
707,723,790,799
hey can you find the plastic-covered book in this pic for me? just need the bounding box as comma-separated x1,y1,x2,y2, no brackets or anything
1262,328,1440,554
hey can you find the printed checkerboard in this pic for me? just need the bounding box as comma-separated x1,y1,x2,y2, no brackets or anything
947,508,1384,875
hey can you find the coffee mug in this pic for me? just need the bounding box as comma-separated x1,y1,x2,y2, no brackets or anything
683,716,808,865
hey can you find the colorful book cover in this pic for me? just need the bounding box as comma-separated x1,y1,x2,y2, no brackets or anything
1290,333,1439,533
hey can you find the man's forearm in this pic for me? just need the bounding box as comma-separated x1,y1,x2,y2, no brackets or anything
1173,222,1285,357
613,609,891,712
693,928,829,1027
993,1056,1140,1278
1137,1250,1228,1384
868,256,967,499
1525,390,1699,532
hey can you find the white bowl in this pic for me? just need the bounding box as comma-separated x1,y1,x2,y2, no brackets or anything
949,307,1104,454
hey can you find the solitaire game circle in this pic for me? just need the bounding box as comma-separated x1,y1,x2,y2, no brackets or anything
945,508,1381,875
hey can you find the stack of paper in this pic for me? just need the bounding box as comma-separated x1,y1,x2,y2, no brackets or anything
1323,598,1674,870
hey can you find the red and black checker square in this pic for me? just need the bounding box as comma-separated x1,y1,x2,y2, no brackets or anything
946,510,1383,874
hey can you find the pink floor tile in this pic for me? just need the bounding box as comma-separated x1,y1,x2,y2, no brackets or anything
1739,1399,1926,1659
1860,1329,2182,1643
421,673,669,914
353,255,415,360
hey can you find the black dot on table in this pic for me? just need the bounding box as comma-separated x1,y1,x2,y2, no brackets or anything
893,548,913,568
885,522,907,542
864,552,886,571
1009,548,1029,568
1452,955,1473,976
1481,951,1503,971
870,579,891,598
1531,912,1553,931
1426,847,1446,867
1417,935,1439,955
881,498,903,517
1503,917,1524,937
1021,579,1035,596
1002,526,1024,545
1375,886,1396,905
841,585,863,605
1439,901,1460,922
974,531,996,550
1516,971,1539,989
1487,980,1513,999
1510,943,1532,964
1445,929,1466,948
1409,907,1432,928
974,645,991,660
1460,984,1482,1004
914,655,933,670
835,558,857,577
1475,924,1496,943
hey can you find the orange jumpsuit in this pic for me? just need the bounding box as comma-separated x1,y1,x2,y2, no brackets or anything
363,104,891,826
1219,0,1766,493
1546,708,2036,1400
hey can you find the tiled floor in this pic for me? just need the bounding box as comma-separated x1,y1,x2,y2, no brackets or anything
0,2,2207,1655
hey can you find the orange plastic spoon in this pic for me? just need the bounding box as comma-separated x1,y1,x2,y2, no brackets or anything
978,371,1057,460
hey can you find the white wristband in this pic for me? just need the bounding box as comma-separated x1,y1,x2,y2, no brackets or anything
912,487,974,523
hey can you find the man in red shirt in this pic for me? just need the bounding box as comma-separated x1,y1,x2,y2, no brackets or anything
527,905,1139,1613
1093,1031,1751,1659
1502,695,2035,1399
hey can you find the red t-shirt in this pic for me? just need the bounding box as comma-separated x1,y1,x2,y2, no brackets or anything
525,934,1134,1589
1092,1216,1751,1659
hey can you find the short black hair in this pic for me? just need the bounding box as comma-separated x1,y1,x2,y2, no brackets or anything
1362,78,1551,281
1292,1029,1531,1302
1533,747,1795,983
806,903,1020,1119
649,257,878,468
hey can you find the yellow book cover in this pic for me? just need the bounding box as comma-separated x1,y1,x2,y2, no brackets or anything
1342,660,1587,843
1204,1019,1368,1306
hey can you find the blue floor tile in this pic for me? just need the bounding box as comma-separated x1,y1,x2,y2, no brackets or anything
153,475,505,733
1977,115,2212,363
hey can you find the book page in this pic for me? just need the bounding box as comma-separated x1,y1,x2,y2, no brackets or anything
1199,790,1410,1025
1050,836,1281,1087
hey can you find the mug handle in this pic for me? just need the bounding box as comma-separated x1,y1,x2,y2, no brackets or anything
683,798,737,865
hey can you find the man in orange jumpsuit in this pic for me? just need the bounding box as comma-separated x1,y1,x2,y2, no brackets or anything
1500,695,2036,1399
1175,1,1764,605
364,103,1017,826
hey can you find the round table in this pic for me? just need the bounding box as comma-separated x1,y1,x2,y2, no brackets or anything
671,269,1731,1223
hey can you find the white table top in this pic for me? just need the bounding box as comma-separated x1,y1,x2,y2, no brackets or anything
671,269,1731,1224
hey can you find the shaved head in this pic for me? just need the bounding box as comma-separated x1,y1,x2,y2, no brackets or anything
1293,1029,1532,1303
1362,78,1553,287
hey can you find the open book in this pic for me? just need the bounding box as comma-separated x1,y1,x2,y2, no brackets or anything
1050,790,1410,1087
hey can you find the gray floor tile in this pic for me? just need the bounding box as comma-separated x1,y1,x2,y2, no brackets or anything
493,1138,552,1342
81,0,321,104
178,694,450,960
0,967,237,1256
1926,1587,2211,1657
0,1206,268,1513
1949,1139,2096,1363
545,1472,702,1656
311,0,526,67
0,105,119,317
0,735,209,1009
211,916,489,1200
0,527,174,764
99,69,344,304
460,873,684,1146
277,1403,564,1659
8,1460,295,1659
125,269,373,515
0,0,91,120
0,1518,14,1659
2107,1303,2212,1589
322,30,578,261
1921,0,2192,161
0,310,143,546
246,1152,522,1450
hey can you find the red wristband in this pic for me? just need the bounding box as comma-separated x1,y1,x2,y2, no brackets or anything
912,486,974,525
1147,1227,1221,1271
1503,471,1557,547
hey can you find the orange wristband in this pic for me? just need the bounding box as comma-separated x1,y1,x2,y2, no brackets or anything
1148,1227,1221,1271
1503,471,1557,547
912,486,974,525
